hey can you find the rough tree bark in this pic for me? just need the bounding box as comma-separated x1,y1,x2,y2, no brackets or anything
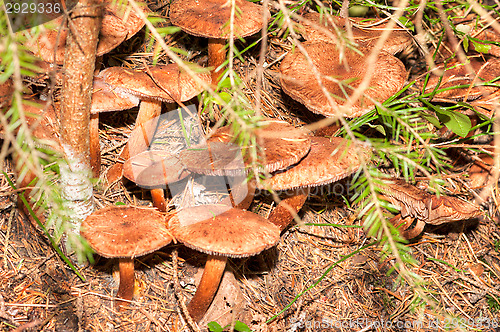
59,0,102,234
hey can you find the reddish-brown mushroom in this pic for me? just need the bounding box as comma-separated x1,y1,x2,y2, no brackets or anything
168,204,280,322
280,42,407,118
81,205,172,310
258,136,368,230
169,0,269,84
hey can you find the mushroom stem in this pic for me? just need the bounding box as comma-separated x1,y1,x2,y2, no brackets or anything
89,113,101,178
208,38,226,85
150,188,167,212
268,187,310,231
116,257,135,311
389,214,425,240
187,255,227,322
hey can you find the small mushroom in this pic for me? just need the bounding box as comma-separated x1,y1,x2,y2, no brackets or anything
3,98,60,227
94,64,210,178
179,120,312,175
169,204,280,322
80,205,172,310
258,137,367,230
90,78,140,177
122,150,191,211
169,0,269,84
381,179,483,238
280,42,407,117
25,0,148,65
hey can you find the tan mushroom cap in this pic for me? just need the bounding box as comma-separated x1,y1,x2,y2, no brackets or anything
180,120,312,175
91,78,140,114
81,206,172,259
301,13,412,55
168,205,280,258
97,64,210,102
258,137,367,190
122,150,190,188
280,42,407,118
169,0,268,39
419,58,500,102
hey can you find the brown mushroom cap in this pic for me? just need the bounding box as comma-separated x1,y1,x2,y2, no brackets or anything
81,206,172,258
168,205,280,258
97,64,210,102
25,0,148,65
25,17,67,64
169,0,268,39
419,58,500,102
122,150,190,188
180,120,312,175
91,78,140,114
105,0,149,40
428,196,482,225
280,42,407,118
301,13,412,55
258,137,367,190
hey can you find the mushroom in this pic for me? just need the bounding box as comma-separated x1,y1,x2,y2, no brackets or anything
4,98,60,227
94,64,210,178
169,0,269,84
90,78,140,177
381,179,483,239
280,42,407,118
300,12,413,55
80,205,172,310
168,204,280,322
25,0,148,65
258,137,368,230
122,150,191,211
179,120,312,175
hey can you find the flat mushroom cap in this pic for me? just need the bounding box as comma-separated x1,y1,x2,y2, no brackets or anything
91,78,140,114
179,120,312,175
81,206,172,259
258,137,368,190
301,13,412,55
169,205,280,258
97,64,211,102
122,150,190,188
169,0,268,39
280,42,407,118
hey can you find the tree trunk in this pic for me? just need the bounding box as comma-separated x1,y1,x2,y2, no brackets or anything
59,0,102,234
